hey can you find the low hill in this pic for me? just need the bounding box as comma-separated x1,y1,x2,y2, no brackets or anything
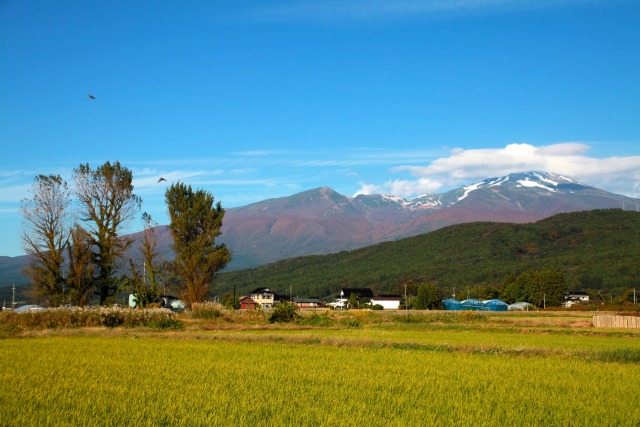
0,256,29,285
214,209,640,300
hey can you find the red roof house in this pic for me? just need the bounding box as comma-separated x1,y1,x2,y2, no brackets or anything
239,297,258,310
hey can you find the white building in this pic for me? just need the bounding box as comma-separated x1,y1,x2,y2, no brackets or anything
370,295,401,310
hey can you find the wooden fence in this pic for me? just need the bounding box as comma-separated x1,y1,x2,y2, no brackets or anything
593,314,640,329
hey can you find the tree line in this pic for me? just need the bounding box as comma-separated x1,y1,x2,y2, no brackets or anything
20,161,230,307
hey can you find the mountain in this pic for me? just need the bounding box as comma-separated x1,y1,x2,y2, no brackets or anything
0,256,30,286
2,171,638,289
214,171,637,270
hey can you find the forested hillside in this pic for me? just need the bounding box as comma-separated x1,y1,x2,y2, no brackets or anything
215,209,640,301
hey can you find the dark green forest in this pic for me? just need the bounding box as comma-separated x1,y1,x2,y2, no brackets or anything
215,209,640,302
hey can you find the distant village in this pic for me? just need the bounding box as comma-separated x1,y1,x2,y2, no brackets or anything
238,287,591,312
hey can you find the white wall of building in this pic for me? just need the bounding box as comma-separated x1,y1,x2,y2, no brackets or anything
371,299,400,310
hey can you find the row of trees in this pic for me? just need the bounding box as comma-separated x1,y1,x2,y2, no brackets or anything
20,161,230,307
501,269,567,307
388,269,567,310
404,269,567,309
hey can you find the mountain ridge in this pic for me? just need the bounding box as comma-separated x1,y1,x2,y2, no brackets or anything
2,171,638,288
217,171,638,269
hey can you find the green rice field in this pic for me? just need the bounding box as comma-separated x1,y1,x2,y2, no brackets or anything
1,309,640,426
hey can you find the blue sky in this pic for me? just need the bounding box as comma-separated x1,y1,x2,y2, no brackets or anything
1,0,639,257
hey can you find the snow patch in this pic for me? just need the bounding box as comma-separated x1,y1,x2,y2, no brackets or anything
517,178,557,192
532,172,559,187
382,195,405,204
558,174,576,183
458,182,483,201
487,176,509,187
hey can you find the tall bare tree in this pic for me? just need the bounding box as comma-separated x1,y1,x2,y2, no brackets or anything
165,182,231,306
74,161,142,305
127,212,163,307
20,174,70,306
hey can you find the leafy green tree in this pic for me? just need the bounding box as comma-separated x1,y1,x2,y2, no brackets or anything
502,269,568,307
414,282,443,310
268,302,300,323
414,284,428,309
221,292,239,310
347,292,358,309
74,161,142,305
521,271,540,306
66,224,94,306
537,269,567,307
399,280,419,297
165,183,231,306
501,273,522,303
20,175,71,306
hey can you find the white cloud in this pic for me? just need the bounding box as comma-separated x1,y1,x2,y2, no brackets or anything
356,142,640,198
354,177,443,197
0,182,32,203
354,182,383,196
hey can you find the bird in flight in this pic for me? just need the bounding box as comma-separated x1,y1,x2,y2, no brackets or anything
157,177,167,183
88,94,96,99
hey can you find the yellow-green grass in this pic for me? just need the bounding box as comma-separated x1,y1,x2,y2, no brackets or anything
213,326,640,353
190,310,640,354
2,334,640,426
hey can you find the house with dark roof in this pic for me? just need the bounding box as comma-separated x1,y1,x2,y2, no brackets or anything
563,291,590,308
328,287,375,309
249,288,276,308
341,288,375,299
328,288,386,309
249,288,287,308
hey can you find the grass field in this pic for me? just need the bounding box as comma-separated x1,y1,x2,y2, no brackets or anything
1,309,640,426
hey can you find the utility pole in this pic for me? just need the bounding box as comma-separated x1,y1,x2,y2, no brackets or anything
12,284,16,310
404,284,408,314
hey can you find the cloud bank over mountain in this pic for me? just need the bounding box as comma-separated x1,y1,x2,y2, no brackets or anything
355,142,640,199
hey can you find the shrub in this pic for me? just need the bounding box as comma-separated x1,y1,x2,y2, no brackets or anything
0,307,179,329
268,302,300,323
190,302,224,320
